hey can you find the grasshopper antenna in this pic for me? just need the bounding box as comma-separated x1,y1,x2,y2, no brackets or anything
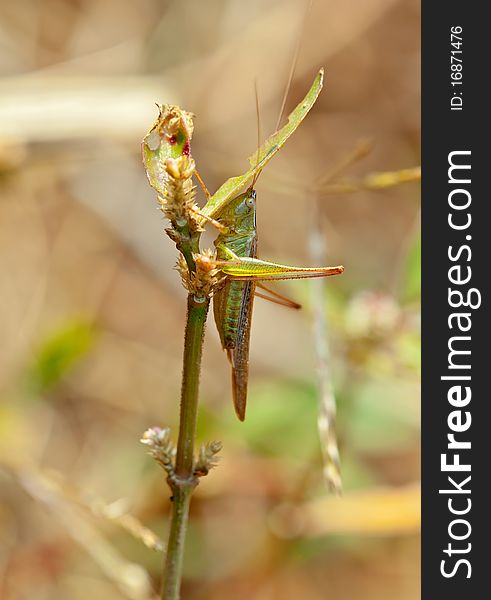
251,0,312,191
250,79,263,189
275,0,313,132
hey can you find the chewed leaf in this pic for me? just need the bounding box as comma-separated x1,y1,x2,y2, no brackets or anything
142,105,194,195
202,69,324,218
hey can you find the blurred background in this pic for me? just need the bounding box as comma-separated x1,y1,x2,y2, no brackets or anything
0,0,420,599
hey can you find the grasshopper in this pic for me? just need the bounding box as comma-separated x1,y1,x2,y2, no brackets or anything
212,186,343,421
205,70,344,421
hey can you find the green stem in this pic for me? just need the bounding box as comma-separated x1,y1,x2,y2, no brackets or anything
174,220,199,274
162,294,209,600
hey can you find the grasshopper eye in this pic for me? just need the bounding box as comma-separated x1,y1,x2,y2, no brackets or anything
245,193,256,209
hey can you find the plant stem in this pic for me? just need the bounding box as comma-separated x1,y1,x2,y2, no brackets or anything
162,294,209,600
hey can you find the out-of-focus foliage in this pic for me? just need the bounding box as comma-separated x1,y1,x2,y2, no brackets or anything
0,1,420,599
26,320,96,395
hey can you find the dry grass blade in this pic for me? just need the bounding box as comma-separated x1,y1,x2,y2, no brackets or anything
303,482,420,536
317,166,421,194
5,465,159,600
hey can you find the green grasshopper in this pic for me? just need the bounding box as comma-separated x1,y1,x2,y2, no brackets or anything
212,185,343,421
205,70,344,421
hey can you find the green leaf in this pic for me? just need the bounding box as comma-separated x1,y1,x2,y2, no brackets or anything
28,320,96,394
141,105,194,196
202,69,324,218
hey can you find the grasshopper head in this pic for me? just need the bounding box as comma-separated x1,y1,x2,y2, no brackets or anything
218,188,256,234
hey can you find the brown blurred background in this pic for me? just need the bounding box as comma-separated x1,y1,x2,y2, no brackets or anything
0,1,420,599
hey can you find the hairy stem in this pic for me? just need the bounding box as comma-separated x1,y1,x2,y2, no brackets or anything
162,294,209,599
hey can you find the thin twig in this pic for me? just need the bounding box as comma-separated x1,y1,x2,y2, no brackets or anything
305,140,376,492
308,203,342,493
